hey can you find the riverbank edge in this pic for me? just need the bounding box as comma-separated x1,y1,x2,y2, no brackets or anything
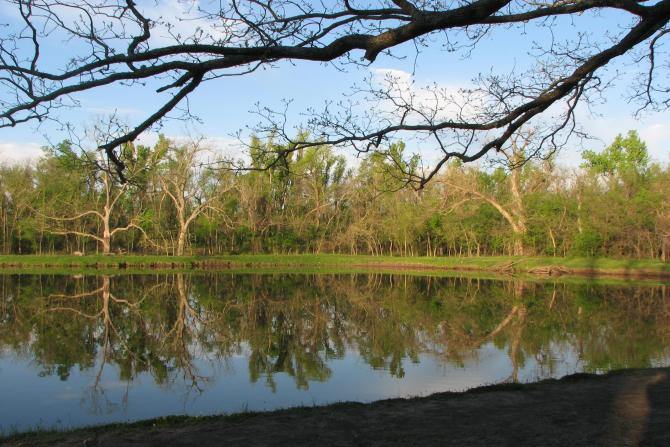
0,254,668,279
3,367,668,446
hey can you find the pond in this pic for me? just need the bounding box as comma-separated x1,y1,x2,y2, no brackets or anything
0,272,668,433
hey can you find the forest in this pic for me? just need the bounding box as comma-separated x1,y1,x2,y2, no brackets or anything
0,130,668,260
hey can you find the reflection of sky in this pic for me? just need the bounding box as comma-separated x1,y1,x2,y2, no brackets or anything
0,339,623,433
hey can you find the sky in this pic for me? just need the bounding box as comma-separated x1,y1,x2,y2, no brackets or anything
0,0,668,167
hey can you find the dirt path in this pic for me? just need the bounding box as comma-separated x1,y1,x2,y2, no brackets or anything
4,368,669,447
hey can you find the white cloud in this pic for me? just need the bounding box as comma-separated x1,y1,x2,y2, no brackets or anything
370,68,670,168
640,122,670,163
560,111,670,166
136,132,242,161
137,0,236,46
0,142,43,165
369,68,470,118
1,1,235,56
0,133,244,170
370,68,413,86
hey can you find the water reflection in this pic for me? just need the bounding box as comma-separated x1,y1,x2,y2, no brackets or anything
0,273,669,431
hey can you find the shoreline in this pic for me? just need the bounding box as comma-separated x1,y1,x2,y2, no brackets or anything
3,367,669,446
0,254,668,280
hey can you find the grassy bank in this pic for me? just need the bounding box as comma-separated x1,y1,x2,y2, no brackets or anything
0,254,668,278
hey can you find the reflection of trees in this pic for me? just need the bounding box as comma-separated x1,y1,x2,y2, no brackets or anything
211,274,340,390
160,273,212,392
0,274,669,396
0,276,34,355
567,283,670,372
41,275,147,412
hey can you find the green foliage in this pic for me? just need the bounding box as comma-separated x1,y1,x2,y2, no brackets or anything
0,130,667,259
581,130,649,177
571,230,604,257
359,141,418,191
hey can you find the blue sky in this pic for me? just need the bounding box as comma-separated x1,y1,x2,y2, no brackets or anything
0,0,668,167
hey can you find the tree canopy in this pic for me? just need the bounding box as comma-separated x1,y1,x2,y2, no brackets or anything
0,132,668,259
582,130,650,177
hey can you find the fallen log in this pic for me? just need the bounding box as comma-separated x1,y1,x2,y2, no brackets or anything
527,266,572,276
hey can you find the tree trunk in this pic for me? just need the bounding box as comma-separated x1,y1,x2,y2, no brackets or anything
176,227,187,256
102,213,111,254
509,152,527,256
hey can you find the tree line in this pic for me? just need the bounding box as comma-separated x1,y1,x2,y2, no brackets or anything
0,130,668,259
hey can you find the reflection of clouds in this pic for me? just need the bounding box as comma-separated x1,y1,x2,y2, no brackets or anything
365,344,501,398
98,380,134,391
369,340,585,399
54,391,80,401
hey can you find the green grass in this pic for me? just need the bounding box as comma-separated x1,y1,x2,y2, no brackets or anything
0,253,668,278
0,411,263,445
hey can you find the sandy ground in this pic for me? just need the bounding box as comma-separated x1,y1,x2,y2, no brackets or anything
3,368,669,447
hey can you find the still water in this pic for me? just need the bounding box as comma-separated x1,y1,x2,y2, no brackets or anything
0,272,668,432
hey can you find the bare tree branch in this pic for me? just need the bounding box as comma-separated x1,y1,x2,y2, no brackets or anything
0,0,668,181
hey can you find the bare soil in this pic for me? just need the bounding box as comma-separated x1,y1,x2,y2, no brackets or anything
3,368,669,447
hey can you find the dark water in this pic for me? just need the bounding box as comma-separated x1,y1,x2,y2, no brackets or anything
0,273,669,433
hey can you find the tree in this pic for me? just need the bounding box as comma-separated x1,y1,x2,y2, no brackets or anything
286,144,349,253
39,140,158,254
654,169,670,261
439,133,542,255
0,163,37,254
159,139,233,256
582,130,650,181
578,131,660,257
0,1,668,183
